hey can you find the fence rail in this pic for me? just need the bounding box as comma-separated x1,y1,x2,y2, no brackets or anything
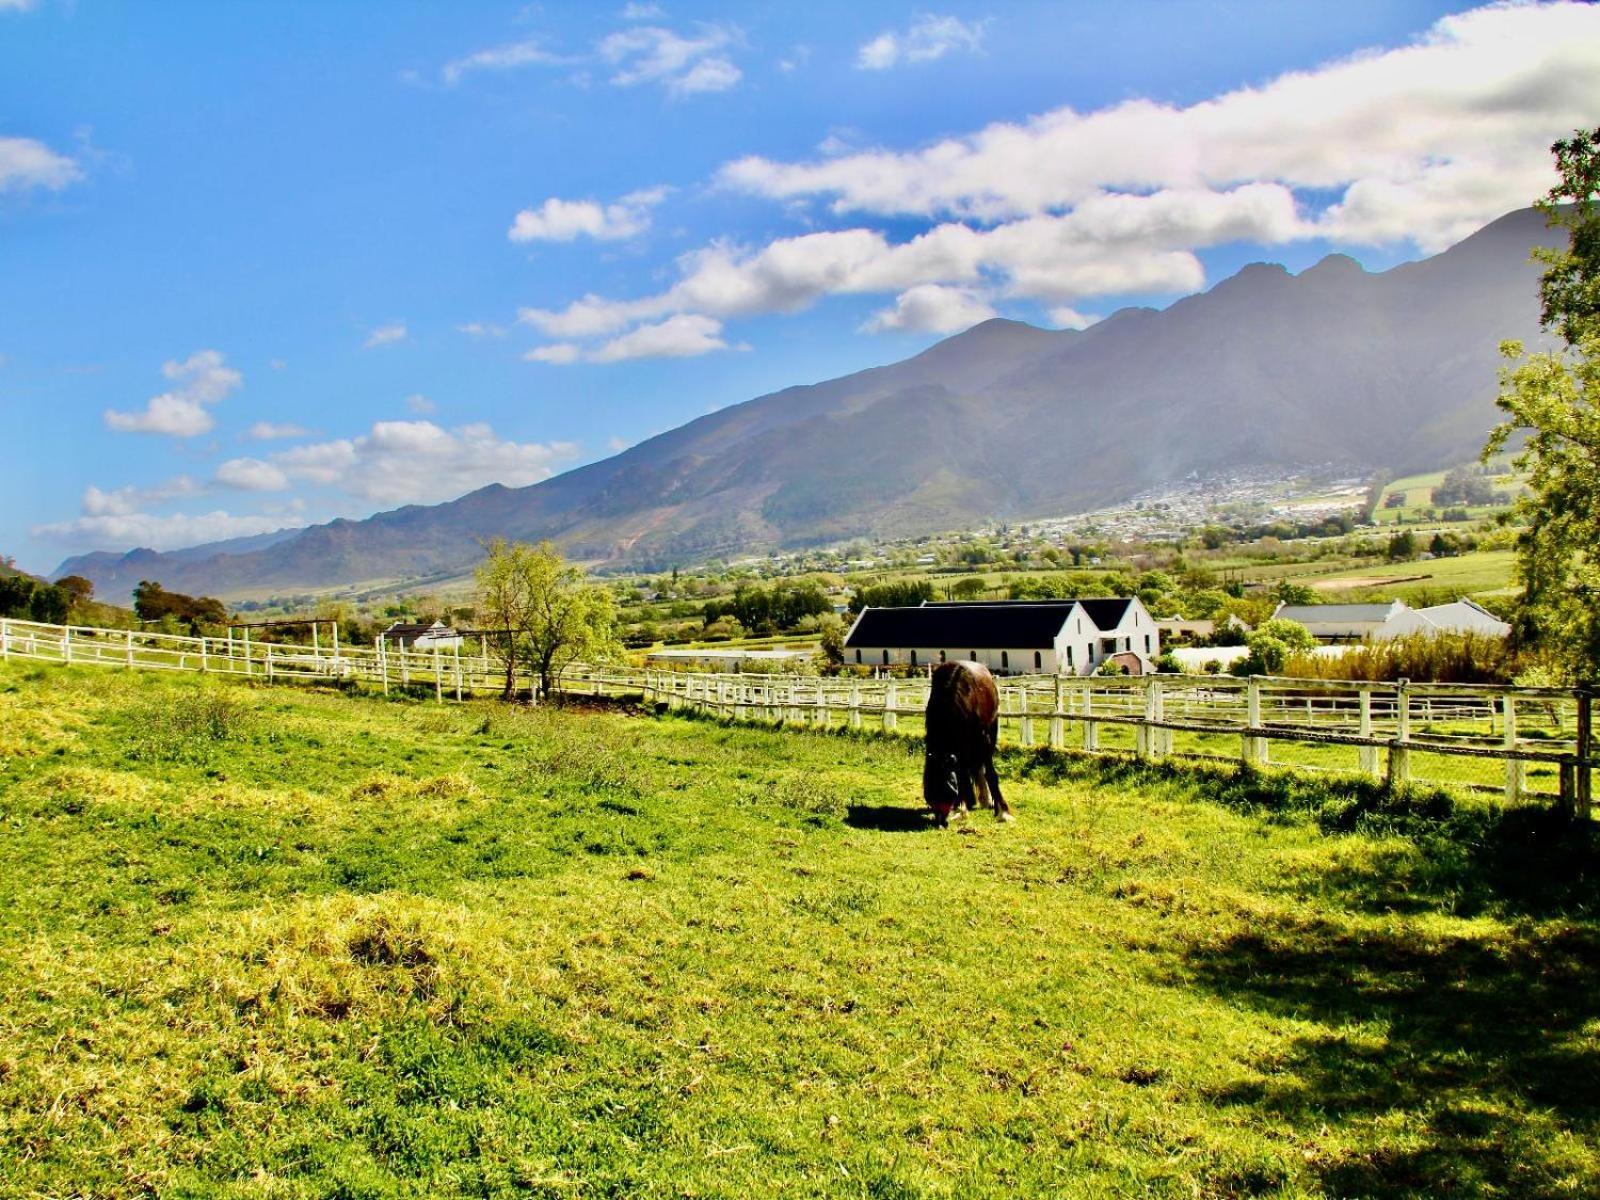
0,616,1591,817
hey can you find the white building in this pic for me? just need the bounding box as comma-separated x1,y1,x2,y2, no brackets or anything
644,647,812,670
1272,598,1511,643
379,620,462,650
842,598,1159,676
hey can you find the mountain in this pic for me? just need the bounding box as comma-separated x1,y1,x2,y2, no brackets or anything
57,207,1562,599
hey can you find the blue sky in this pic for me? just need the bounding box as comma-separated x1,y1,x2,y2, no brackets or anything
3,0,1597,575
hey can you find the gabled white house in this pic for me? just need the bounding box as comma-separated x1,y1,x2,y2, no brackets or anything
379,620,462,650
1371,598,1512,640
841,598,1159,676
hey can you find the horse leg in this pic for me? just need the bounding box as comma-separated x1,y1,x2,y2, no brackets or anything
957,760,976,818
984,722,1012,821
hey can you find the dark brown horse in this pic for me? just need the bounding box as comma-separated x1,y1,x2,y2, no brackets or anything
923,660,1011,827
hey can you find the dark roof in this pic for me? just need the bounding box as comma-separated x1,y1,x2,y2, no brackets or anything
847,603,1078,649
1075,599,1133,628
381,621,454,641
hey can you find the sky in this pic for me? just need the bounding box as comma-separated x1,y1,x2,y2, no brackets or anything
2,0,1597,576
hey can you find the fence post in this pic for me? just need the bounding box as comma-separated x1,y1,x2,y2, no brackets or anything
125,629,134,669
0,617,7,661
1359,689,1380,778
434,644,443,703
1387,679,1411,789
63,626,72,665
1503,694,1523,805
242,627,251,677
454,642,463,701
1577,686,1593,821
1082,681,1098,752
1243,677,1264,767
1152,677,1167,759
1137,677,1153,760
884,681,898,733
1018,686,1034,748
1049,674,1064,750
200,636,209,674
849,680,862,730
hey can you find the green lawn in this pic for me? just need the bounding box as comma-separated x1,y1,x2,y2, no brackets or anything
1290,549,1518,599
1,663,1596,1198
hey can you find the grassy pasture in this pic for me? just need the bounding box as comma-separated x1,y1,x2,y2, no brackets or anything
1,663,1597,1198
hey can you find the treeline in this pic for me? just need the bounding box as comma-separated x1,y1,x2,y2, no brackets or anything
848,580,934,613
0,573,96,624
133,580,227,632
702,581,832,633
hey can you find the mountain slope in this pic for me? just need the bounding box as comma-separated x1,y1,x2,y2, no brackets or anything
58,207,1561,598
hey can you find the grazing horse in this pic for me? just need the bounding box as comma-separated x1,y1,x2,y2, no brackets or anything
923,660,1011,827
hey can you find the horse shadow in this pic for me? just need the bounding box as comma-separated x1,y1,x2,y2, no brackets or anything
845,804,930,833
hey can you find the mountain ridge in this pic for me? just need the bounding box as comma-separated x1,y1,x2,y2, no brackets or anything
57,207,1562,599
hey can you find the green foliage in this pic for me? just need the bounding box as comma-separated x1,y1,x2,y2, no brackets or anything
27,585,68,625
1386,530,1417,562
849,579,933,613
1533,127,1600,344
1232,617,1317,676
132,580,227,632
701,581,830,633
1283,632,1520,684
1274,580,1317,606
1431,465,1503,507
0,573,36,618
474,539,620,699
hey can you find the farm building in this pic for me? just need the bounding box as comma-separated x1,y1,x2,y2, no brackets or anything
378,620,462,650
842,598,1159,676
1272,597,1510,643
1156,614,1252,642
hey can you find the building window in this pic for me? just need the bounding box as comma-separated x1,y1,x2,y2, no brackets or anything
910,649,918,667
1144,634,1151,653
882,649,889,666
1034,651,1042,670
970,651,977,661
1067,646,1074,667
854,649,861,664
939,650,947,663
1001,651,1009,671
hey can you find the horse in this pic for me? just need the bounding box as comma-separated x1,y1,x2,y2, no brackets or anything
923,660,1011,827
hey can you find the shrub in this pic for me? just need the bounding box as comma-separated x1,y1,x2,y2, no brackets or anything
1282,631,1519,684
1231,618,1316,676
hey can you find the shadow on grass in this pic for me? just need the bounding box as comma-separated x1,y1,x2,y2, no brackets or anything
1179,910,1600,1197
1013,747,1600,920
845,804,930,833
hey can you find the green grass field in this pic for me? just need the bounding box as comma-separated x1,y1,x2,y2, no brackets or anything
2,662,1597,1198
1285,549,1518,601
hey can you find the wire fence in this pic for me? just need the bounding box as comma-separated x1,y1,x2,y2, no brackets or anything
1,616,1592,817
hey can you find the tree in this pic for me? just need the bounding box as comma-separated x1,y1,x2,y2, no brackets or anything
1483,128,1600,678
54,575,94,608
1232,618,1317,677
1386,530,1417,562
28,585,68,625
475,539,619,701
0,574,36,618
133,580,226,632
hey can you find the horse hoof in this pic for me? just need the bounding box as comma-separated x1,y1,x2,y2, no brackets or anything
997,811,1015,823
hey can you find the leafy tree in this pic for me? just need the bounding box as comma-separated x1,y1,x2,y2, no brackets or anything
54,575,94,608
1386,530,1417,562
1483,127,1600,678
132,580,226,632
0,574,36,618
28,585,68,625
475,539,619,701
849,579,934,614
1274,581,1317,606
948,576,987,600
1232,618,1317,677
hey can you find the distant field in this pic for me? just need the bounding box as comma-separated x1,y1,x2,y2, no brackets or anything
2,663,1596,1197
1288,548,1517,598
1372,467,1522,526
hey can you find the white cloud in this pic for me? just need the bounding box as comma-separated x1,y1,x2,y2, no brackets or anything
524,343,583,365
104,350,242,437
363,322,408,349
456,321,507,338
862,284,997,334
509,187,668,242
620,2,663,18
0,135,79,193
0,0,39,11
33,508,290,553
215,457,289,492
81,478,203,517
729,1,1599,250
597,24,741,95
857,14,986,70
442,38,569,84
1047,306,1099,331
271,420,580,504
589,314,731,362
405,393,436,415
245,420,309,440
606,435,631,452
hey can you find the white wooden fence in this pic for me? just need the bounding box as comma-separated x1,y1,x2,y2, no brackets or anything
1,616,1591,816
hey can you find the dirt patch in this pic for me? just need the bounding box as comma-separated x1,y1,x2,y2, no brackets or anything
1312,573,1431,590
